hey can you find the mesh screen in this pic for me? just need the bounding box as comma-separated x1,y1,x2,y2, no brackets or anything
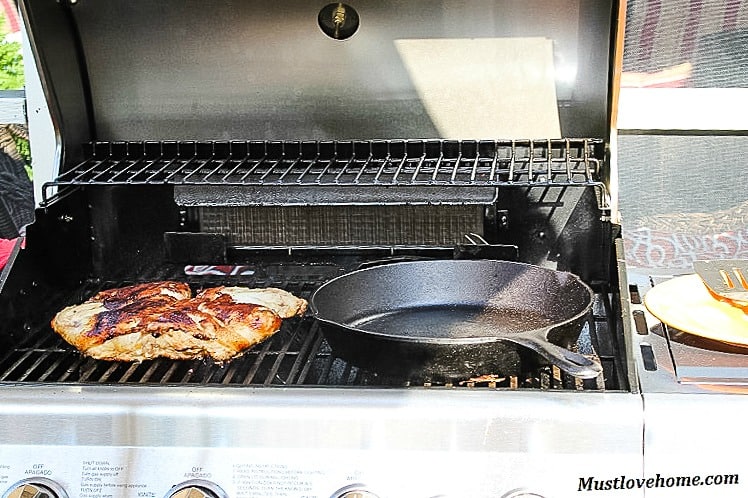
623,0,748,87
198,205,484,246
619,134,748,270
620,2,748,270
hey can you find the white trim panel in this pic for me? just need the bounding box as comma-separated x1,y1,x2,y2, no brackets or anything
618,88,748,131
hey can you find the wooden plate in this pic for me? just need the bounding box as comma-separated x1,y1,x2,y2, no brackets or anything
644,274,748,347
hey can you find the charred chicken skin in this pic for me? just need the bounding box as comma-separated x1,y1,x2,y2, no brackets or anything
51,281,306,362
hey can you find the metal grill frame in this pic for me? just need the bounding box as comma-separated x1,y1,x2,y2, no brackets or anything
43,139,606,204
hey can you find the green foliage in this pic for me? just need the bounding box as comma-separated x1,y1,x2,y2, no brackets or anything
0,13,23,90
0,12,29,178
11,132,31,179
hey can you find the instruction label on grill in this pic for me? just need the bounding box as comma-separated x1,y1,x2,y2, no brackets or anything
232,463,319,497
0,464,9,487
80,460,148,498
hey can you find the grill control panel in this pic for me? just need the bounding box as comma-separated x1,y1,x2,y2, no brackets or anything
0,480,549,498
0,445,637,498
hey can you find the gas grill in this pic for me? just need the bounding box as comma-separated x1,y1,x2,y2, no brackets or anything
6,0,747,497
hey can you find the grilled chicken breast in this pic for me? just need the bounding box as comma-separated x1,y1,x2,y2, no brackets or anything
51,281,306,362
196,286,308,318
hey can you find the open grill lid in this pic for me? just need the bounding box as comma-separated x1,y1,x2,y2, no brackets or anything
21,0,622,175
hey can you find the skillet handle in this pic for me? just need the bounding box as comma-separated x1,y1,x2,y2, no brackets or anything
501,335,603,380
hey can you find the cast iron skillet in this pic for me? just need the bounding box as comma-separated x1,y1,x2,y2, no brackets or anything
310,260,601,379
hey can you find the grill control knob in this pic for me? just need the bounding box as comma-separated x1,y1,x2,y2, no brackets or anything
331,484,379,498
336,492,379,498
2,478,69,498
501,489,545,498
163,480,228,498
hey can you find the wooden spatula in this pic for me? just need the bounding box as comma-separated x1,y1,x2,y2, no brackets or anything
693,259,748,305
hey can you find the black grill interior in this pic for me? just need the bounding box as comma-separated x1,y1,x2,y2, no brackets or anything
0,258,622,390
0,139,625,391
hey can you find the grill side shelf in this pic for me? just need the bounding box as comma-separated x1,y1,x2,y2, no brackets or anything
43,139,605,205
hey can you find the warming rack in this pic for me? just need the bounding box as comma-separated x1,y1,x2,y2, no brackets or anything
42,139,606,204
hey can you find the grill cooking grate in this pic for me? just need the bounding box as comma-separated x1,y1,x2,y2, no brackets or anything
0,323,608,389
0,261,617,390
43,139,604,203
